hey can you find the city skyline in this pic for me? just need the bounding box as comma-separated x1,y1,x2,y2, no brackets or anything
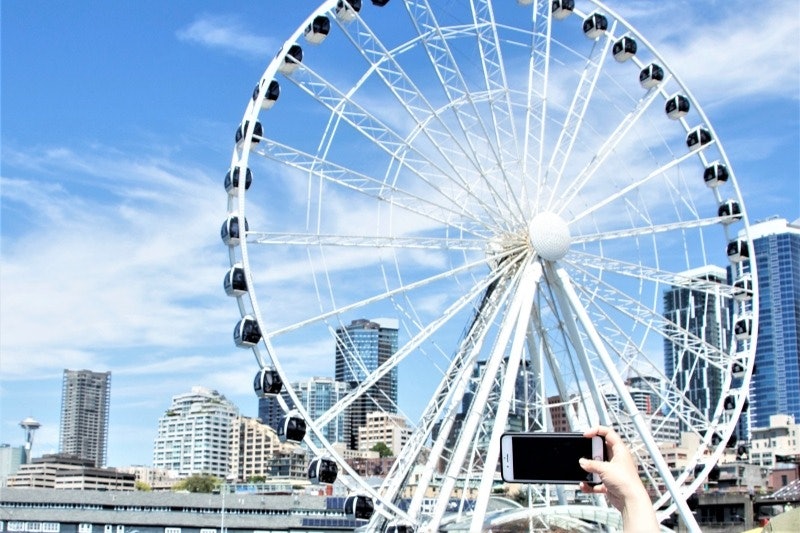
1,1,798,468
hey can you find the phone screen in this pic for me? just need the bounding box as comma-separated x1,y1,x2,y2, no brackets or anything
502,432,603,483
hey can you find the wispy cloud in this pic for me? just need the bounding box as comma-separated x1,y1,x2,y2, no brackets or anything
625,0,800,104
176,14,280,58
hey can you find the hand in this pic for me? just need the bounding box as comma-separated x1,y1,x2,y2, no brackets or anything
578,426,660,532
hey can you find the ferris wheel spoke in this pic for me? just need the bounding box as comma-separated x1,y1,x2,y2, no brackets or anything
519,0,552,210
314,255,521,432
567,250,739,301
553,80,667,213
469,0,523,198
251,137,488,232
402,0,526,222
280,61,513,231
565,260,733,374
248,232,487,251
331,11,524,221
544,20,616,210
571,216,731,246
570,145,712,224
269,251,513,340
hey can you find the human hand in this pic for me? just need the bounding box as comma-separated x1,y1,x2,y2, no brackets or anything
578,426,659,531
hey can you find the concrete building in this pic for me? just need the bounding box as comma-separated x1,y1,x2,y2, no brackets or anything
750,414,800,468
5,454,134,490
152,386,239,478
357,411,412,454
60,369,111,467
230,415,293,482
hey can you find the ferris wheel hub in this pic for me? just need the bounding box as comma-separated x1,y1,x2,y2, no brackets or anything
529,212,571,261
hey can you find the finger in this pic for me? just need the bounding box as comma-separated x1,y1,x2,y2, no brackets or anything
579,457,605,474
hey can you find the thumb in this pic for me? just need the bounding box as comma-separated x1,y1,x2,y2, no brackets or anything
579,457,606,474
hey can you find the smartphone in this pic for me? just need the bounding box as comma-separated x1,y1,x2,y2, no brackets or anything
500,432,606,484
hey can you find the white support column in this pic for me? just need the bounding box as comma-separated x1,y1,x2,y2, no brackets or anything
553,266,701,533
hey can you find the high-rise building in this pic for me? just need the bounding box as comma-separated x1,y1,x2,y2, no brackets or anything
663,266,732,431
335,318,399,449
152,386,239,478
747,218,800,429
258,377,351,447
59,369,111,467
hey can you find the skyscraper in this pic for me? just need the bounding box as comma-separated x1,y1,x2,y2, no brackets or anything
152,386,239,478
59,369,111,467
335,318,398,449
747,218,800,429
663,266,732,431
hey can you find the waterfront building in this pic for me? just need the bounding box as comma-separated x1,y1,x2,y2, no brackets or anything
59,369,111,467
152,386,239,478
5,453,134,490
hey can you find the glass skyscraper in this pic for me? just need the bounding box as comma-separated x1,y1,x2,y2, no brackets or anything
663,266,732,431
59,369,111,467
335,318,399,449
747,218,800,429
258,377,351,447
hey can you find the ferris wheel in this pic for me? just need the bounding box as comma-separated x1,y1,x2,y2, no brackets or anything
222,0,757,531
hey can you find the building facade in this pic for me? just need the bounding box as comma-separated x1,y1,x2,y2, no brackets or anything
335,318,399,449
357,411,412,454
230,415,290,482
59,369,111,467
152,386,239,478
750,414,800,468
747,218,800,429
663,266,732,431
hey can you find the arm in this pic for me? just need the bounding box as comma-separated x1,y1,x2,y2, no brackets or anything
578,425,660,532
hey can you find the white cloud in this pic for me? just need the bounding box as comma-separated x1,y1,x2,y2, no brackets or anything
0,145,231,379
622,0,800,105
176,14,280,58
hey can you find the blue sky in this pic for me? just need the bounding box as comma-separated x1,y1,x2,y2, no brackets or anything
1,1,798,468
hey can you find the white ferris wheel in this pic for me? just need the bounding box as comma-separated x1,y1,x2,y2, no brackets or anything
222,1,757,531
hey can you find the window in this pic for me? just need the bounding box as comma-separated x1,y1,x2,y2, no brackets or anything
165,529,181,533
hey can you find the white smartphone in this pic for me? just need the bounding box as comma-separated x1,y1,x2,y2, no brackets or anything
500,432,606,484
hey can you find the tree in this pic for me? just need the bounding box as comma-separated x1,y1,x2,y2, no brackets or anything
371,442,393,458
173,474,219,493
134,480,152,492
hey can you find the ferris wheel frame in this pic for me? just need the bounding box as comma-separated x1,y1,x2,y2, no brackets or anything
223,1,758,531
